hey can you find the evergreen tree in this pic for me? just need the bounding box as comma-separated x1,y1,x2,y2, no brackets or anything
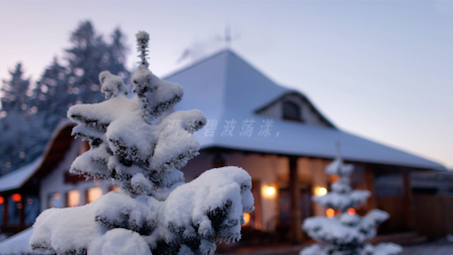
31,31,254,255
33,57,70,130
64,21,130,105
34,21,131,132
0,63,39,175
0,21,131,176
1,63,32,113
301,145,402,255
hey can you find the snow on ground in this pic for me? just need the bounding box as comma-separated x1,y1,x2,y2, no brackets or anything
400,243,453,255
0,228,42,254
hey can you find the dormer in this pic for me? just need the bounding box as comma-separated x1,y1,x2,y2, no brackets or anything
255,92,336,128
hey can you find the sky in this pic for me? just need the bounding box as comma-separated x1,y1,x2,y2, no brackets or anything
0,0,452,169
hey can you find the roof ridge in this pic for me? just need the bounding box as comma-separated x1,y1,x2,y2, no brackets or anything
163,49,234,80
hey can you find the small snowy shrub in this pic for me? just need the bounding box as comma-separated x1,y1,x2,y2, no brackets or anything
300,146,402,255
30,31,254,255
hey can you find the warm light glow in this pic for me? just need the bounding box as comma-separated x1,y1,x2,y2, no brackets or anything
243,212,251,225
326,208,335,218
264,186,276,197
110,186,120,192
87,187,102,203
54,193,61,199
314,187,327,197
67,190,80,207
12,193,22,202
347,208,356,215
0,196,4,204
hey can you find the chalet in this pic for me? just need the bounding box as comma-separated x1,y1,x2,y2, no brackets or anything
0,50,448,251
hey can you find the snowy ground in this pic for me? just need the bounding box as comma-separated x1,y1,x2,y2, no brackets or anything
400,243,453,255
220,242,453,255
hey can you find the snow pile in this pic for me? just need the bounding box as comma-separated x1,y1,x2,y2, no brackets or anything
301,145,402,255
30,31,254,255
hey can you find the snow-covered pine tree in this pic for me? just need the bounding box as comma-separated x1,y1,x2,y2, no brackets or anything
30,31,254,255
1,63,32,113
300,145,402,255
0,63,47,175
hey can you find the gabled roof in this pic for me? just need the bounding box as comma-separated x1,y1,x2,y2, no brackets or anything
0,157,42,193
164,49,445,170
0,227,34,253
0,121,76,193
166,50,293,116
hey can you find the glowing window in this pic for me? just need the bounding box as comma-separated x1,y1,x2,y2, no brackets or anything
110,186,120,193
347,208,356,215
243,212,251,225
87,187,102,203
326,208,335,218
67,190,80,207
48,193,62,208
12,193,22,202
263,186,276,198
314,187,327,197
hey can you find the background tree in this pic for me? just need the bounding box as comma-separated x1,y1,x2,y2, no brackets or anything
301,145,402,255
0,20,131,175
0,63,45,175
0,63,31,113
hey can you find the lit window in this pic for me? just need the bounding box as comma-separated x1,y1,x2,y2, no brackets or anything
67,190,80,207
243,212,251,225
11,193,22,202
0,196,4,204
347,208,356,215
314,187,327,197
263,186,276,198
48,193,62,208
87,187,102,203
326,208,335,218
110,186,120,193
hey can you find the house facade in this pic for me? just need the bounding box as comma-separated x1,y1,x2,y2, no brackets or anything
0,50,448,246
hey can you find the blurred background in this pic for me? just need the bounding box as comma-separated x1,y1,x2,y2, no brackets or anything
0,1,452,254
1,0,452,172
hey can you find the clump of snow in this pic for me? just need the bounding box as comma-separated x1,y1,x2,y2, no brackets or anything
99,71,129,99
30,202,101,254
31,31,254,255
91,229,152,255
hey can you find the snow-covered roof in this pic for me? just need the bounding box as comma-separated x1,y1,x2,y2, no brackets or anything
165,49,445,170
0,228,34,254
0,157,42,193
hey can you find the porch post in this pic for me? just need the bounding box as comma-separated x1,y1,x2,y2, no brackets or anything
289,156,303,243
403,169,415,230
